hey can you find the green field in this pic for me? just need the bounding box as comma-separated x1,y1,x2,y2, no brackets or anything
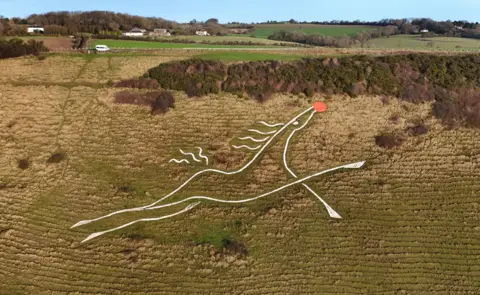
251,24,377,38
164,35,292,44
91,39,277,49
359,34,480,51
198,51,303,61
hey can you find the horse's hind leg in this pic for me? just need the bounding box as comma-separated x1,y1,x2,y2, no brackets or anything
80,201,201,243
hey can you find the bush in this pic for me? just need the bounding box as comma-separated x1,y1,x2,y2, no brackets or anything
407,124,429,136
375,134,405,149
114,90,175,115
0,38,49,59
433,88,480,128
400,83,435,103
47,152,66,164
17,159,29,170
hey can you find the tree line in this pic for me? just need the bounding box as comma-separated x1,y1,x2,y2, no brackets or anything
0,12,231,36
257,18,478,30
0,11,176,35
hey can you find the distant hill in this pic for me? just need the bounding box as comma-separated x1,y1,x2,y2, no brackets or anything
250,24,378,38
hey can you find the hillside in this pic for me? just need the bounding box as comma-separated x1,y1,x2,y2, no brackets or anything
0,53,479,294
250,24,378,38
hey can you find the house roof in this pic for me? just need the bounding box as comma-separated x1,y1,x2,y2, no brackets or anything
130,28,146,32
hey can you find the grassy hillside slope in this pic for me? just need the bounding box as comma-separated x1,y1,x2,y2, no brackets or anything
360,35,480,51
0,54,479,294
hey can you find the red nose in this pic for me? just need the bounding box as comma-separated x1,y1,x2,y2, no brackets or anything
313,101,327,112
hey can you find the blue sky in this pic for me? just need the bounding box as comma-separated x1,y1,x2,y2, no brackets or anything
1,0,479,22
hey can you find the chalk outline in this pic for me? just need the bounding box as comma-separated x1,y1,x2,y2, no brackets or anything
238,136,270,143
169,159,190,164
232,144,262,151
71,107,315,229
282,110,342,218
80,161,365,242
247,129,277,135
258,121,285,128
196,147,209,165
73,106,366,243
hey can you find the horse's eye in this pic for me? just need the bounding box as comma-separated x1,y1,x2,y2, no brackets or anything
293,121,299,126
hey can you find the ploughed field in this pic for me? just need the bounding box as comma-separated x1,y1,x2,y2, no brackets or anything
0,54,479,294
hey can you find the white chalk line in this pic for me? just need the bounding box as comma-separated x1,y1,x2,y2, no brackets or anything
238,136,270,143
232,144,262,151
247,129,278,135
257,121,285,128
179,149,201,163
196,147,209,165
282,110,342,219
81,202,201,243
71,107,315,229
81,161,366,242
169,159,190,164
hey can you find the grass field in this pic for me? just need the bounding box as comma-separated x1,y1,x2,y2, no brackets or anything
359,34,480,51
251,24,377,38
164,35,292,44
0,54,479,294
90,39,291,49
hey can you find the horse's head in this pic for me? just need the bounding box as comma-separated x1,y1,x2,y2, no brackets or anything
283,101,327,133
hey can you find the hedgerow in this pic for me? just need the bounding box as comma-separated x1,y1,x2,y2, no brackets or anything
0,38,49,59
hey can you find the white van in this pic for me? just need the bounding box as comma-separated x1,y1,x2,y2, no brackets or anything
95,45,110,52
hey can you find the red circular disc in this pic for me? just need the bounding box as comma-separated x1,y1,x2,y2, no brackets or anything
313,101,327,112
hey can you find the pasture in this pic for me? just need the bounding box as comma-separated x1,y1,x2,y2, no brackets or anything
251,24,377,38
164,35,292,44
359,34,480,51
0,54,479,294
90,39,275,49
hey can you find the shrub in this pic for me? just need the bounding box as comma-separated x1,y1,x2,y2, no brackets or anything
0,38,49,59
400,83,435,103
375,134,405,149
433,88,480,128
47,152,66,164
150,91,175,114
407,124,429,136
17,159,29,170
114,90,175,115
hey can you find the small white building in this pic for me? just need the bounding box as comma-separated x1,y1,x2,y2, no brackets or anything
27,26,44,33
420,29,429,33
122,28,146,37
195,30,210,36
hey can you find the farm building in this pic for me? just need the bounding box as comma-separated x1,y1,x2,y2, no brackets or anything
27,26,44,33
195,30,210,36
123,28,146,37
148,29,172,37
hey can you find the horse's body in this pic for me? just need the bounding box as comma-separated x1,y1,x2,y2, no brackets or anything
72,103,365,243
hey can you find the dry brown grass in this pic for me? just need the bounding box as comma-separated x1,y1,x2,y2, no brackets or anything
0,55,479,295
